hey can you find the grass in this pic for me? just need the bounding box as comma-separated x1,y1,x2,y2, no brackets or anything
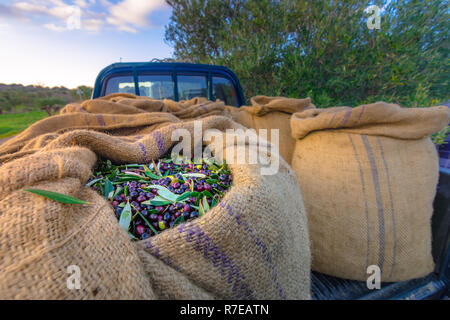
0,111,48,139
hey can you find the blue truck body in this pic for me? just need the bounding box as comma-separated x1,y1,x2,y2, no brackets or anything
93,62,450,300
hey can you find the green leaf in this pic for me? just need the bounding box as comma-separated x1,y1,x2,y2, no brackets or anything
189,191,201,197
147,185,178,202
113,186,123,198
206,179,218,184
124,184,129,197
173,214,185,227
198,202,205,217
85,177,103,187
181,173,207,179
176,191,191,202
104,179,113,199
202,196,210,213
115,175,144,181
24,188,92,205
142,196,172,206
203,190,213,198
144,171,161,179
119,201,132,231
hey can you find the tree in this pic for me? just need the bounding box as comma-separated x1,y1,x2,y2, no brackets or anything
71,86,93,101
37,97,66,116
165,0,449,107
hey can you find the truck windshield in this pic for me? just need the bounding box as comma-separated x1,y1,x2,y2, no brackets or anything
104,72,239,106
138,74,175,100
177,75,208,100
105,75,135,95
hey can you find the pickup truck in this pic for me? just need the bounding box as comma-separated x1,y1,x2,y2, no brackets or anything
93,61,450,300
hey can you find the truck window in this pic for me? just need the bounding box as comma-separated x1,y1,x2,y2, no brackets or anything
177,75,207,100
212,76,238,106
105,75,135,95
138,74,174,100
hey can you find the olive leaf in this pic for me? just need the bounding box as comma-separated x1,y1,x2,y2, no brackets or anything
198,202,205,217
24,188,92,205
104,179,114,199
173,214,185,227
181,173,207,179
147,185,178,202
118,201,132,231
176,191,191,202
203,190,213,198
202,196,210,213
85,177,103,187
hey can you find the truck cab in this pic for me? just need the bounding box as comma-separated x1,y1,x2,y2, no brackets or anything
92,62,245,107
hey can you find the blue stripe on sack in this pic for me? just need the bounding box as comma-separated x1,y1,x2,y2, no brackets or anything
361,135,385,272
348,134,371,270
376,137,397,280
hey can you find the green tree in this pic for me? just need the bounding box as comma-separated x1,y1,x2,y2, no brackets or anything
165,0,449,107
37,97,66,115
71,86,93,101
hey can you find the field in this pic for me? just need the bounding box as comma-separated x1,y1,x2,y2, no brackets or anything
0,111,47,139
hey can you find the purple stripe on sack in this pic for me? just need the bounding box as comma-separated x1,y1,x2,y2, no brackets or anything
361,135,385,272
219,202,286,299
357,106,366,122
84,114,89,126
201,104,209,113
152,131,165,155
338,109,353,128
348,134,371,270
96,114,106,126
328,112,337,127
376,137,397,279
138,143,147,162
144,238,181,272
178,222,256,299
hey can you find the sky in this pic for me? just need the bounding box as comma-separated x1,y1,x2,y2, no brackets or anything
0,0,173,88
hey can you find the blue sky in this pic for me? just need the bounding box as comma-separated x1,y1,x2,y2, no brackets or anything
0,0,173,88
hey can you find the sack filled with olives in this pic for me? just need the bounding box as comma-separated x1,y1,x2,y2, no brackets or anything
87,157,233,240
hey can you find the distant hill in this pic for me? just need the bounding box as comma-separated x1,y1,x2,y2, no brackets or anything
0,83,92,114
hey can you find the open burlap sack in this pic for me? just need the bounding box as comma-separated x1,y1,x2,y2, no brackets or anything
227,96,315,164
61,94,228,120
0,96,310,299
290,101,450,282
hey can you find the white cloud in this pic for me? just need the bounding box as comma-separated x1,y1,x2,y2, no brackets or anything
5,0,169,33
106,0,167,32
83,18,102,32
43,22,65,31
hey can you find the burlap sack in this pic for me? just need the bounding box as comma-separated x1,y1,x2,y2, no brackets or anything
61,94,227,120
0,96,311,299
290,101,450,282
227,96,315,164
